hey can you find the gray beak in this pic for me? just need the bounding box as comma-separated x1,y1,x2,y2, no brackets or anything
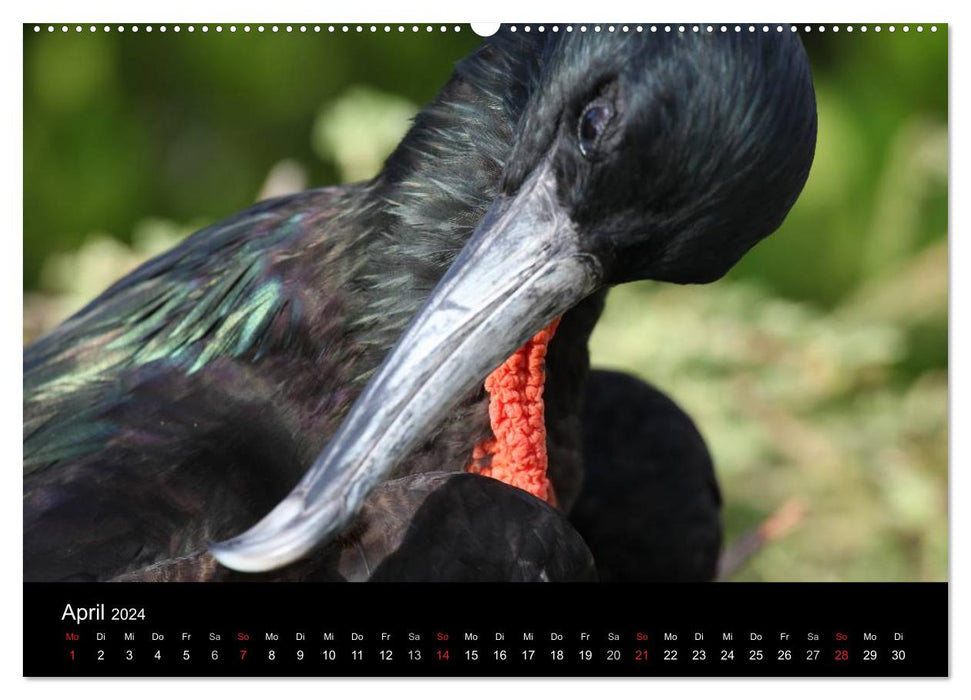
210,158,602,572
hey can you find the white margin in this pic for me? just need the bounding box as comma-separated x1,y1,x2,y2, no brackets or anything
3,0,963,697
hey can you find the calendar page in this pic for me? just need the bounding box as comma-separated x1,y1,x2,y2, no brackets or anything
22,21,948,677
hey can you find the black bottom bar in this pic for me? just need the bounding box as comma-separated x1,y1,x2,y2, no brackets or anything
25,582,947,677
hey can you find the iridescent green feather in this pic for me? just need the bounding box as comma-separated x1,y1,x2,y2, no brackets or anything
23,193,337,474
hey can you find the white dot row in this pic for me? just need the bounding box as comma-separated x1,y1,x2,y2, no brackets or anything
508,24,937,34
31,24,940,35
32,25,465,34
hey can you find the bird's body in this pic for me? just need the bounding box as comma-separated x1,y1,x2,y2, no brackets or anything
23,37,599,579
23,190,597,581
24,29,816,582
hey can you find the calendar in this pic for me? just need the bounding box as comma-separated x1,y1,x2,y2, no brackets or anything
22,21,949,680
25,583,947,676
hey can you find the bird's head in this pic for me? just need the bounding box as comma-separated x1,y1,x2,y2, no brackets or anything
211,28,817,573
498,29,817,285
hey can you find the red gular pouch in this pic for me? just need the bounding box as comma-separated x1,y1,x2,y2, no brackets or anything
467,317,561,507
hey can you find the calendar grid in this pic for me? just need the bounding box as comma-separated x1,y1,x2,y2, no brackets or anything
25,582,947,677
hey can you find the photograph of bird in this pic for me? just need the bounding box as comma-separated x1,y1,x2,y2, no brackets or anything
24,28,817,582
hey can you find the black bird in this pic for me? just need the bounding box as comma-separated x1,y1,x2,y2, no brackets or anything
24,28,816,581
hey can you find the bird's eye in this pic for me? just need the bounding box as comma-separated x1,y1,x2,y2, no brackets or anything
577,101,613,157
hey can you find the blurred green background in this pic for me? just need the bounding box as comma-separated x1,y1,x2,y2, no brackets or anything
22,25,948,581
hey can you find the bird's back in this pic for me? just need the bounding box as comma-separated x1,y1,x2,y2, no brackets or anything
23,186,375,580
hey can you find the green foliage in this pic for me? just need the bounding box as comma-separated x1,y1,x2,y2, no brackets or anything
23,27,947,581
590,275,946,581
23,27,478,288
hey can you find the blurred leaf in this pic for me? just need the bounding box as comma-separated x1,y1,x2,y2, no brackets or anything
312,86,417,181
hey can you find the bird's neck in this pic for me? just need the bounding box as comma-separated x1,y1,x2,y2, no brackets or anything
338,34,548,372
376,32,546,206
321,34,603,506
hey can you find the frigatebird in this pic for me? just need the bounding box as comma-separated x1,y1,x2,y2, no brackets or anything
24,28,816,582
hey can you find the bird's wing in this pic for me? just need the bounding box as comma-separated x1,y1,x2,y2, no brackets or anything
107,472,597,582
572,369,723,582
321,472,597,582
24,187,348,476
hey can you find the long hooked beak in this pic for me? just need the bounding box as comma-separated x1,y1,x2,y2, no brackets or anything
210,158,603,572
